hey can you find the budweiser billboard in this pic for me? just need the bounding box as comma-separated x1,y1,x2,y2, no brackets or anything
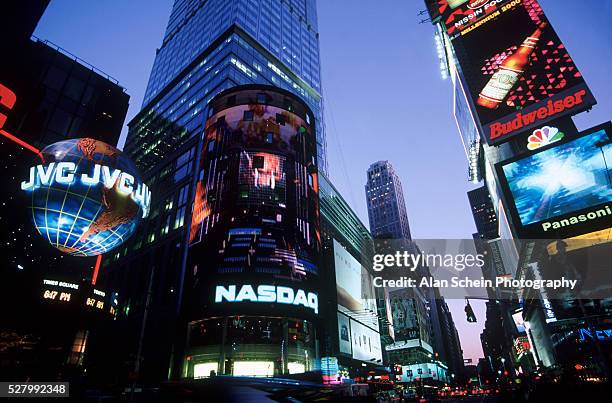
452,0,596,145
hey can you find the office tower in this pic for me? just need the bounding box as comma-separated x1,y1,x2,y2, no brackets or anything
0,4,129,379
101,0,328,384
431,298,465,381
467,186,499,240
184,85,321,378
479,301,516,382
1,0,49,51
125,0,326,174
386,287,453,386
365,160,412,239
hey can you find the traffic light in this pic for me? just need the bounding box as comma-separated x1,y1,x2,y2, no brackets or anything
465,301,477,323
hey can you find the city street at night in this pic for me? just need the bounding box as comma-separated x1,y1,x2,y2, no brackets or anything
1,0,610,402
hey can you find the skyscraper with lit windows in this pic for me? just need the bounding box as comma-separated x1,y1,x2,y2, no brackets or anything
100,0,327,384
125,0,326,173
365,160,412,239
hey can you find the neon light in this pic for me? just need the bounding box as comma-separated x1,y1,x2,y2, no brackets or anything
81,164,101,185
215,284,319,314
578,328,612,342
55,162,76,184
0,129,42,156
21,162,151,218
0,84,17,129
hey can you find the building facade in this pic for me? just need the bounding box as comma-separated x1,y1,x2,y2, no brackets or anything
319,174,386,381
0,1,129,381
183,85,321,378
425,0,612,384
365,160,412,240
101,0,328,384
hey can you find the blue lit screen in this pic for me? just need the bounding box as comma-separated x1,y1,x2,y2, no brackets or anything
502,129,612,226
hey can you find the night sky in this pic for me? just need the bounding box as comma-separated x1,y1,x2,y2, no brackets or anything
34,0,612,364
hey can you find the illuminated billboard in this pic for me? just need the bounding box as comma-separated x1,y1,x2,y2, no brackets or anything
338,312,352,355
388,288,421,342
512,311,526,333
452,0,595,145
189,100,318,246
214,284,319,315
333,239,377,314
434,0,513,37
185,86,320,325
238,151,286,205
497,122,612,238
350,319,382,363
21,138,150,256
400,362,448,383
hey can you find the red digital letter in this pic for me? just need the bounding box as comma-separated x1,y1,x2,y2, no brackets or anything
0,83,17,129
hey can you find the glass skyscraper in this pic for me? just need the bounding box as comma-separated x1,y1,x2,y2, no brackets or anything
365,160,412,239
125,0,326,173
100,0,327,384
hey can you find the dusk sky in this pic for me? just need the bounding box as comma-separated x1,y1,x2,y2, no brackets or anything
34,0,612,364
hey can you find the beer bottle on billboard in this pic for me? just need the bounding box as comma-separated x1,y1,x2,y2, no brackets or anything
477,22,547,110
448,0,469,9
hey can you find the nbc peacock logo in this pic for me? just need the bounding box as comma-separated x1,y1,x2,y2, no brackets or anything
527,126,565,151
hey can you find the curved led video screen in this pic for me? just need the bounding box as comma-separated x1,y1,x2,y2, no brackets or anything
186,86,321,321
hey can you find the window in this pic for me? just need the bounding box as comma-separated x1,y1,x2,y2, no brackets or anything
178,184,189,205
265,132,274,144
174,206,186,228
161,215,171,235
276,113,285,125
207,140,216,152
252,155,264,169
176,148,193,167
243,110,254,121
174,161,192,182
256,93,267,103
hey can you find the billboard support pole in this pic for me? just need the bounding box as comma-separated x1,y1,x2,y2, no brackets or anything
91,255,102,285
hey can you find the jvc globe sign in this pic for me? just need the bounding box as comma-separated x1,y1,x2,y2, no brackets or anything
21,138,151,257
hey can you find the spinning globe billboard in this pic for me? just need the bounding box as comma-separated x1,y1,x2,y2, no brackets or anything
21,138,151,256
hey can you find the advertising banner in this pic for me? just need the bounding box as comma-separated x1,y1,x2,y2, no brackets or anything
388,288,421,342
334,239,377,314
434,0,514,37
349,318,383,363
496,122,612,239
452,0,595,145
337,312,352,355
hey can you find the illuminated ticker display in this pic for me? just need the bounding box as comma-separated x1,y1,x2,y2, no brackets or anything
41,278,119,316
451,0,596,145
